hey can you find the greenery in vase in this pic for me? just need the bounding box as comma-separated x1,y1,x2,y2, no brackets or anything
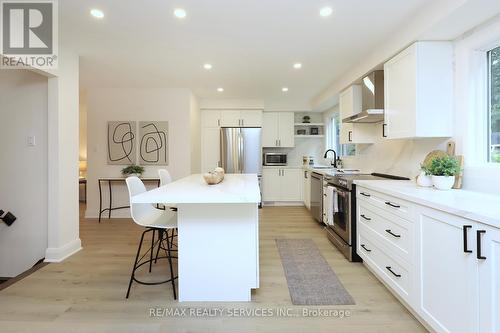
121,164,145,176
427,156,461,177
420,164,432,176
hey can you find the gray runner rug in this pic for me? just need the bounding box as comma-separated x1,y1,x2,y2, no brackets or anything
275,238,355,305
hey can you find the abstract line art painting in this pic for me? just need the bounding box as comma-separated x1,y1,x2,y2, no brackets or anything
107,121,137,165
138,121,169,165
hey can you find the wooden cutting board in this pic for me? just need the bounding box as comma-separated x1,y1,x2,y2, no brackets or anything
446,141,464,189
453,155,464,189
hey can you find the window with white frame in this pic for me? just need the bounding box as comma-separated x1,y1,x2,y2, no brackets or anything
488,45,500,163
326,111,355,157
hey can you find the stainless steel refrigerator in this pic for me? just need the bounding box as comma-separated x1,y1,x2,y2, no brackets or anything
220,127,262,175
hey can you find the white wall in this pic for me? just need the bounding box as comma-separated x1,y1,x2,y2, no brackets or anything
85,88,197,218
0,70,48,277
190,93,201,174
45,49,81,262
79,102,87,161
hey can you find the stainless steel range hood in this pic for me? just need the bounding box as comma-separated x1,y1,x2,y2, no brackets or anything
343,70,384,123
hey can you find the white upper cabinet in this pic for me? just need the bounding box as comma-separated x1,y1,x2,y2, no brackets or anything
262,112,295,147
219,110,241,127
339,85,376,144
384,42,453,139
240,110,263,127
201,110,263,128
201,110,222,128
339,85,362,119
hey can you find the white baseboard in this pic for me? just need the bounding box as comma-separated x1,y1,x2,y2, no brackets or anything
262,201,305,207
44,238,82,262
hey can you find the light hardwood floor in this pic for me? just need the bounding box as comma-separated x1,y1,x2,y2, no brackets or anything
0,205,426,333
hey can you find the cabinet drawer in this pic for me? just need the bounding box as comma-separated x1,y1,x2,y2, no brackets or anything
358,200,411,263
357,186,413,220
359,226,410,299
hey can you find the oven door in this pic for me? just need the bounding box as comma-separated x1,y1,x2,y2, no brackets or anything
331,186,351,245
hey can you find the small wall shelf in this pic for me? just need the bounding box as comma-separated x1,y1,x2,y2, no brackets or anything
294,123,324,126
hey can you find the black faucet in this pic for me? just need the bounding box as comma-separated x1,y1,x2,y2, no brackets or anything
324,149,337,168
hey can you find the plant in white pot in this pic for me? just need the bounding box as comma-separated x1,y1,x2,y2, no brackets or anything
427,156,461,190
121,164,145,178
416,164,433,187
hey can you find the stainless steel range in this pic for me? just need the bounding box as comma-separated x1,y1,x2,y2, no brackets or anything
324,173,409,262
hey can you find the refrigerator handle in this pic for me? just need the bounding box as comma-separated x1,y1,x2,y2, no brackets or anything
239,132,244,173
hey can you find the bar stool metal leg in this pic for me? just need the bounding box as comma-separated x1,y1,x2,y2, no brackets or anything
149,229,155,273
126,228,147,299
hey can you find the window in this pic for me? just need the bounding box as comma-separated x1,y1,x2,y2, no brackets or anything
326,111,355,157
488,46,500,163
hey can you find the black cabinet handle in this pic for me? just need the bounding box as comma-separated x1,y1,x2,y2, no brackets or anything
463,225,472,253
385,229,401,238
382,124,387,138
361,214,371,221
385,201,401,208
360,192,371,197
361,244,371,252
348,131,352,142
385,266,401,278
477,230,486,260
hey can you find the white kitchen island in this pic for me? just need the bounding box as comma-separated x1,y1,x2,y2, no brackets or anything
131,174,261,302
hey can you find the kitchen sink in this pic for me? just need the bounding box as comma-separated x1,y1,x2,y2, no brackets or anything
311,166,335,169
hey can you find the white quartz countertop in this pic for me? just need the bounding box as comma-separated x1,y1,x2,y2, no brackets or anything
131,174,261,204
354,180,500,228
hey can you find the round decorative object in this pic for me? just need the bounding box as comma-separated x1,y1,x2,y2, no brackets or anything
432,175,455,190
203,167,225,185
422,150,448,170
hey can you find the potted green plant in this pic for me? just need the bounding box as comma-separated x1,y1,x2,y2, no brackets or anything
121,164,145,178
416,164,433,187
427,156,461,190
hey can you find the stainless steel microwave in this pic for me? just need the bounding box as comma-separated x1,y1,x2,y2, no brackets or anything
263,153,287,166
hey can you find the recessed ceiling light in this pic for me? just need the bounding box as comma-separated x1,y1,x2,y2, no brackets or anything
217,87,224,92
319,6,333,17
282,87,289,92
174,8,187,19
293,63,302,69
204,63,213,70
90,9,104,19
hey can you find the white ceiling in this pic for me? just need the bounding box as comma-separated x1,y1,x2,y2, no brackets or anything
61,0,435,108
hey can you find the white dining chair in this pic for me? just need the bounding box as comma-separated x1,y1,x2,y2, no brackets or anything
125,176,178,299
158,169,172,187
158,169,177,213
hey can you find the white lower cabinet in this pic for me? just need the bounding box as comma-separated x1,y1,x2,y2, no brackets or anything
416,208,478,333
357,185,500,333
262,167,302,202
478,225,500,333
